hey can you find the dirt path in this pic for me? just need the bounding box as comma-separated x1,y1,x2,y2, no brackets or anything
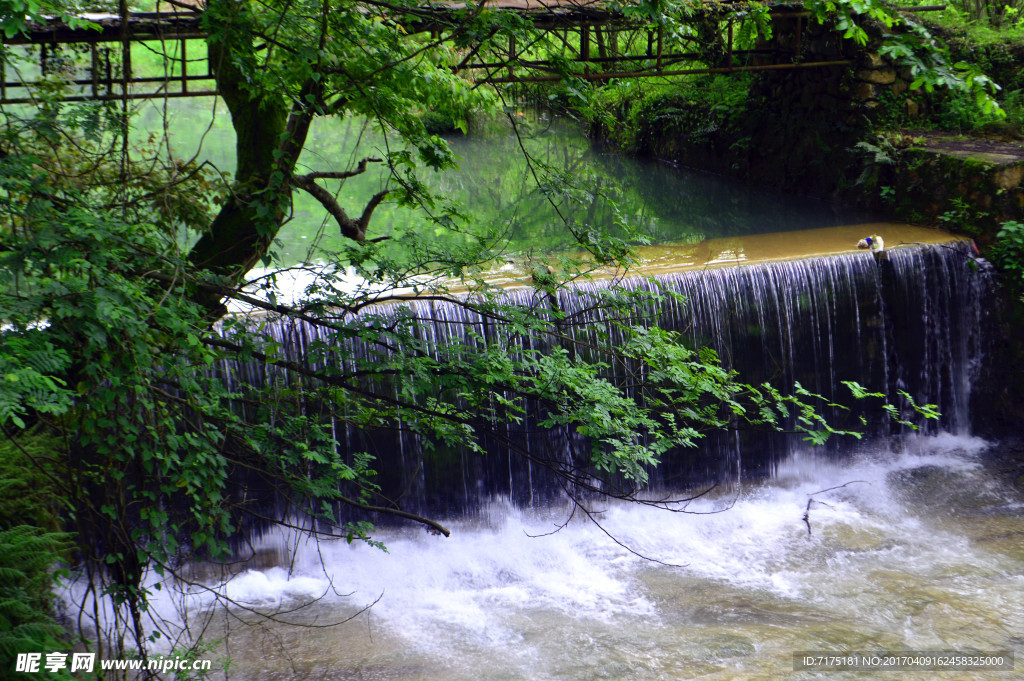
907,131,1024,164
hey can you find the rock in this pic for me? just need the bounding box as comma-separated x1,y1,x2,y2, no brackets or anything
857,68,897,85
994,165,1024,191
863,52,887,68
855,82,878,101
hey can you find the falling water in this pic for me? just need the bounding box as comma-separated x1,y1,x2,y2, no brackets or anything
219,238,990,516
118,235,1024,680
153,435,1024,681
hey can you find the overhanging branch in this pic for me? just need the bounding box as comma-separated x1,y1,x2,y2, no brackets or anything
290,173,361,240
359,189,390,232
294,156,382,182
290,158,391,243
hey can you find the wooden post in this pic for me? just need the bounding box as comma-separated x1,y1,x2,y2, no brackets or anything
122,41,131,95
90,43,98,98
102,47,112,95
118,0,130,213
508,34,515,82
657,24,663,71
580,25,590,75
105,49,113,96
727,19,733,68
181,39,188,93
120,0,131,98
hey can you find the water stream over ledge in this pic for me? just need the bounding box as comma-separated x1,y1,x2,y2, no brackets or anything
221,237,987,515
165,435,1024,681
113,234,1020,680
92,105,1017,677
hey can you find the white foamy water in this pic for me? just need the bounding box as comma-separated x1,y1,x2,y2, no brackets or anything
98,433,1018,680
63,434,1022,679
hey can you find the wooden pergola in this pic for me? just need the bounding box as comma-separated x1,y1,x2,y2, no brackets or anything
0,2,943,105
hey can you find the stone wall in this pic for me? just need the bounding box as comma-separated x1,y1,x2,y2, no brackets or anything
886,147,1024,242
853,51,924,117
630,7,928,199
612,7,1024,437
628,7,1024,226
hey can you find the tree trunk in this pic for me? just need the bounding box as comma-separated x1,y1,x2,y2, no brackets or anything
187,1,309,283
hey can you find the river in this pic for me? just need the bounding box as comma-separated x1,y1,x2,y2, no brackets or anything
78,102,1024,679
154,435,1023,680
138,102,878,266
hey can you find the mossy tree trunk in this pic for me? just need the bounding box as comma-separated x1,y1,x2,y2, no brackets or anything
187,0,317,283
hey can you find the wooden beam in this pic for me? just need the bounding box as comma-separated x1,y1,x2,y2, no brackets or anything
481,59,855,84
0,89,218,104
462,48,775,69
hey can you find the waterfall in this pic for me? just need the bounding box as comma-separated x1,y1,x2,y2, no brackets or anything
152,241,1010,681
219,241,990,519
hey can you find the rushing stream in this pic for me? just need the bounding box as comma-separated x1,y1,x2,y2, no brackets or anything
70,103,1021,678
140,235,1021,681
166,434,1024,681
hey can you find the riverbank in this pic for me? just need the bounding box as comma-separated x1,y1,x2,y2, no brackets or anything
616,111,1024,435
579,24,1024,438
593,86,1024,240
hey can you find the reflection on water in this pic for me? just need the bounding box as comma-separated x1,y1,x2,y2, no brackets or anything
149,436,1024,681
475,223,962,284
138,99,879,266
420,124,878,257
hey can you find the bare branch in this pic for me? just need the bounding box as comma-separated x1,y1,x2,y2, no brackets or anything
803,481,866,535
294,157,383,182
289,175,390,243
336,497,451,537
359,188,390,232
290,173,362,240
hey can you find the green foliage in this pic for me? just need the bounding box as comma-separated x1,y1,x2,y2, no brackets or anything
991,220,1024,298
420,110,466,135
919,0,1024,30
909,15,1024,135
734,3,774,48
0,0,100,39
0,151,236,562
937,196,989,236
0,433,72,675
804,0,1004,115
0,339,72,430
591,74,751,151
842,380,941,427
0,430,66,531
0,0,958,665
926,85,1024,136
0,526,73,680
805,0,899,46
